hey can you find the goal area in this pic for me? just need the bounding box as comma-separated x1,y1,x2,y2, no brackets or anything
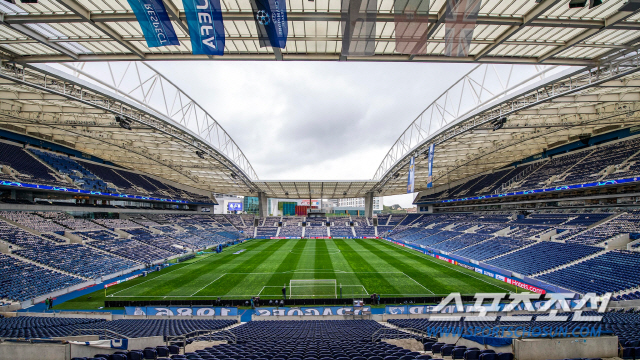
289,279,337,298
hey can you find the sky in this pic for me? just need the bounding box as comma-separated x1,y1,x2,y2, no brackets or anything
152,61,475,208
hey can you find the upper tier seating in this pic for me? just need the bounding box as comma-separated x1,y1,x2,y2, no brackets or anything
485,242,602,276
0,142,69,187
28,149,112,192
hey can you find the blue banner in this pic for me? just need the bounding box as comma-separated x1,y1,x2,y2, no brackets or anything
127,0,179,47
255,306,371,316
125,306,237,316
251,0,288,48
427,143,435,188
407,156,415,193
182,0,225,55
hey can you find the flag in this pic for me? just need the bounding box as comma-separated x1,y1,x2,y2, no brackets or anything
407,156,415,193
427,143,435,188
127,0,179,47
341,0,377,56
443,0,481,57
250,0,288,48
394,0,430,54
182,0,225,55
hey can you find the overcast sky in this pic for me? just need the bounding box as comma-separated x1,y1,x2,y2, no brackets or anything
152,61,475,207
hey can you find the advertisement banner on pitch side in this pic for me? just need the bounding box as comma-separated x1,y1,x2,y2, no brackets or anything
125,306,237,316
255,306,371,316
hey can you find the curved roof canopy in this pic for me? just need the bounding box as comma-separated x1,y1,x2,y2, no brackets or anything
0,0,639,65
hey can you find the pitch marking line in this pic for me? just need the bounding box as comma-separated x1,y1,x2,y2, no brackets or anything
402,271,434,294
377,239,513,292
108,252,219,296
191,273,227,296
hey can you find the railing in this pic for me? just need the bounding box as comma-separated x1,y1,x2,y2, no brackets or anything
71,328,128,340
165,328,237,349
371,326,435,343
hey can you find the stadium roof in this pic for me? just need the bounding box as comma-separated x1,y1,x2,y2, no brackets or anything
0,0,639,65
253,180,380,199
374,52,640,197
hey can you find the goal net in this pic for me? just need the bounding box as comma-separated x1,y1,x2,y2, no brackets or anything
289,279,337,298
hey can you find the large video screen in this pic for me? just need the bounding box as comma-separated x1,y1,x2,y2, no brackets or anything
228,202,243,211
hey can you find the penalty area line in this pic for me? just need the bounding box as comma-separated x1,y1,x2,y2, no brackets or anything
191,273,227,296
402,272,434,294
108,252,216,297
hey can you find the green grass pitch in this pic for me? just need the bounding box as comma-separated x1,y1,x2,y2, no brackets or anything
55,238,520,310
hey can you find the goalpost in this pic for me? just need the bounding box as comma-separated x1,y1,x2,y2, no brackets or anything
289,279,337,298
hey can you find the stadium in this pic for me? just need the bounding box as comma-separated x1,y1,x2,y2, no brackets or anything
0,0,640,359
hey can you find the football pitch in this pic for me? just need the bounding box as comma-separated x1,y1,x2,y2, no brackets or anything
57,238,520,309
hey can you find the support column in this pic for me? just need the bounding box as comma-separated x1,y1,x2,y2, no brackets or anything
258,192,268,218
364,192,374,218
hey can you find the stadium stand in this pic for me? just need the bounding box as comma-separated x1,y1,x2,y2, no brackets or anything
0,211,67,233
0,142,70,187
305,226,328,237
0,254,83,302
330,226,354,237
536,250,640,295
279,225,303,238
485,242,603,276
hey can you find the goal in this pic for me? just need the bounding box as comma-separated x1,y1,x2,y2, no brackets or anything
289,279,337,298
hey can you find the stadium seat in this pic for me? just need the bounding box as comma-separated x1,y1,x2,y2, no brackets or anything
464,350,481,360
452,348,467,359
479,354,497,360
496,354,514,360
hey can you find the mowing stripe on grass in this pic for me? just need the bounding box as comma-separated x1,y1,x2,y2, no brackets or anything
263,239,308,296
371,239,514,293
335,239,401,296
348,239,433,295
195,239,289,296
110,240,266,297
325,239,366,297
314,239,335,296
134,239,276,297
223,239,300,297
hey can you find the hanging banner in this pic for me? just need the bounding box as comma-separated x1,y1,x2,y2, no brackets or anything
407,156,415,193
127,0,180,48
182,0,225,55
394,0,430,54
251,0,288,48
443,0,481,57
427,143,435,188
341,0,377,56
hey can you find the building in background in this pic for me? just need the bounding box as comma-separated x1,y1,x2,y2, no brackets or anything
243,196,259,215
